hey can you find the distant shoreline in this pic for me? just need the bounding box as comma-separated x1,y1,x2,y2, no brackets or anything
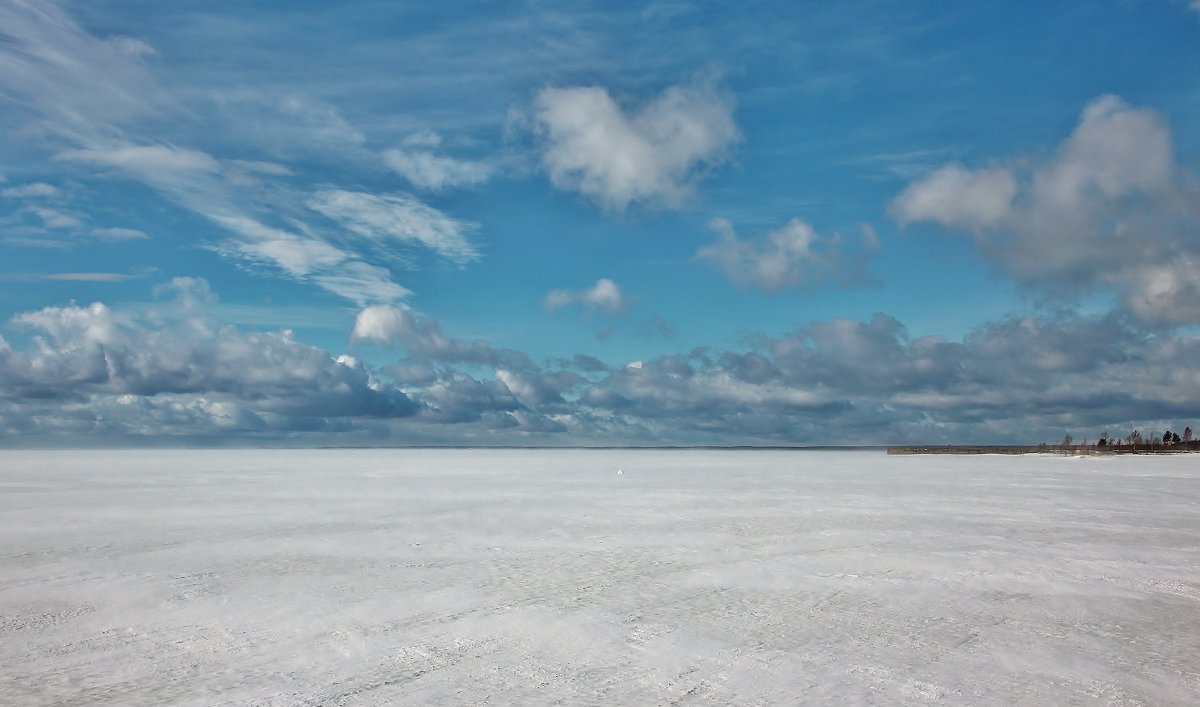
887,445,1198,455
0,444,1195,454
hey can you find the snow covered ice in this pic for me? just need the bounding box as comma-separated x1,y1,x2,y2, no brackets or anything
2,449,1199,704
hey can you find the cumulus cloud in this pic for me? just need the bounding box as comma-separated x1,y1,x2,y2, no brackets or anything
568,311,1200,444
351,300,1200,446
351,304,587,432
533,80,738,210
544,278,629,314
891,164,1016,231
351,303,521,367
696,218,877,291
0,294,419,441
0,288,597,442
4,290,1200,445
352,304,455,352
892,95,1200,325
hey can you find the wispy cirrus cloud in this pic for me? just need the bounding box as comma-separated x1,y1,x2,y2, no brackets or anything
0,0,161,142
533,79,738,210
0,0,481,307
24,205,83,229
383,132,493,190
56,145,221,175
307,190,480,265
1,182,60,199
90,227,148,241
3,271,144,282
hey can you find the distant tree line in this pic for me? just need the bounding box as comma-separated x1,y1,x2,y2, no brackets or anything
1048,426,1199,452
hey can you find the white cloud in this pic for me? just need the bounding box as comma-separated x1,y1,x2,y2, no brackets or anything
533,80,738,210
12,301,123,347
26,205,82,229
227,160,294,176
351,304,536,374
5,298,1200,444
210,214,345,275
307,190,479,265
890,164,1016,231
154,276,217,309
1,182,59,199
107,35,155,58
91,227,149,240
494,369,570,406
35,272,140,282
1120,258,1200,326
0,3,424,308
276,94,367,151
696,218,876,291
56,145,221,175
891,95,1200,325
1,298,420,427
351,304,454,352
209,214,412,304
63,158,421,305
543,289,576,311
309,262,413,305
545,278,629,315
401,130,442,148
0,0,160,142
383,147,492,191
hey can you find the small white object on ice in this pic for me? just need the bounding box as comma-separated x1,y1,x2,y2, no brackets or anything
617,468,623,475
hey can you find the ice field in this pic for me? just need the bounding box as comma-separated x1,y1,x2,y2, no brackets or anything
2,449,1199,705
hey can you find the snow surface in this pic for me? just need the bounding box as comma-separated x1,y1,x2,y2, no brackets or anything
2,449,1199,705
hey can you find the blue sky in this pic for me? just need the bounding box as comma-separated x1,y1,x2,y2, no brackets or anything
1,0,1199,446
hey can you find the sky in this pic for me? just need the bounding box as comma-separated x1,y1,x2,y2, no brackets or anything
1,0,1199,447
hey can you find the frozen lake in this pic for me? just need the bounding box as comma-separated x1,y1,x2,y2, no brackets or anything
2,449,1199,705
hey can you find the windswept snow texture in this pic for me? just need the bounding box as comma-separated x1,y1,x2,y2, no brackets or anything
2,450,1200,705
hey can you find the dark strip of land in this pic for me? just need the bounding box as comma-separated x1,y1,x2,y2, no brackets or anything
888,444,1199,455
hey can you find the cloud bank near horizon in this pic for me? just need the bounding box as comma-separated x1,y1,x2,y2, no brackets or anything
1,279,1196,446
